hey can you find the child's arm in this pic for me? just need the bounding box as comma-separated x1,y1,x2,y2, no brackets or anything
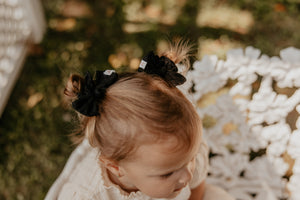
189,180,205,200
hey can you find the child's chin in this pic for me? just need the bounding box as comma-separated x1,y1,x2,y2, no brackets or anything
148,191,180,199
164,190,182,199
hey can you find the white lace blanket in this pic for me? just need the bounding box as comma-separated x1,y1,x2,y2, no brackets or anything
180,47,300,200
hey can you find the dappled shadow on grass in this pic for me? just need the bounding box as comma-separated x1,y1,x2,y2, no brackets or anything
0,53,74,198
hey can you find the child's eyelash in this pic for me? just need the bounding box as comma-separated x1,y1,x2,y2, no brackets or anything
160,172,173,178
159,157,195,179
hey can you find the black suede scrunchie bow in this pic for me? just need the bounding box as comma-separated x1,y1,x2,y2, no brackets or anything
138,51,186,86
72,70,118,116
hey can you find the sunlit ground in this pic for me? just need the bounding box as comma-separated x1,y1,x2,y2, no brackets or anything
1,0,300,199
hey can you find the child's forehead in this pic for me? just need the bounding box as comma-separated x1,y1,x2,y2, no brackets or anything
126,136,200,174
135,135,200,162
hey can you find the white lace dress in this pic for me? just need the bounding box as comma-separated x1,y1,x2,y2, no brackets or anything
45,139,209,200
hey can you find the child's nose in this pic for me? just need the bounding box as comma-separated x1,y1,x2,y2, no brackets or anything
178,164,193,185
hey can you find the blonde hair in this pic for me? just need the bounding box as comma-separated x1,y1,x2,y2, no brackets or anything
64,41,202,161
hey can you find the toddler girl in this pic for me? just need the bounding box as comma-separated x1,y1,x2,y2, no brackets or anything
45,41,235,200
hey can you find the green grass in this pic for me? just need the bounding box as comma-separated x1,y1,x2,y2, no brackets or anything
1,0,300,199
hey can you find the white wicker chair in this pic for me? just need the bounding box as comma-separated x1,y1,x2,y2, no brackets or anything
0,0,45,116
179,46,300,200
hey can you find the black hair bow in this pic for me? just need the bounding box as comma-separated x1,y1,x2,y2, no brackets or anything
72,70,118,116
138,51,186,86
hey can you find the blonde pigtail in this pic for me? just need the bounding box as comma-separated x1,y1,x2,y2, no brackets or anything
161,39,194,74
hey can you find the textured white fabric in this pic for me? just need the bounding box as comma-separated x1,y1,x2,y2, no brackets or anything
45,140,209,200
182,46,300,199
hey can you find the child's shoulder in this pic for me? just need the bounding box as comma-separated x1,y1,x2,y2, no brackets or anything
53,140,105,199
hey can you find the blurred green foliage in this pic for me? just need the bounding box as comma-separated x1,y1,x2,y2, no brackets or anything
0,0,300,199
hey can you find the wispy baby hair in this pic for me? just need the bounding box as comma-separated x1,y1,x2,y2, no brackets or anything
162,38,193,70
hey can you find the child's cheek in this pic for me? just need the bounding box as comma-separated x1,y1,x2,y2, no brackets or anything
190,158,196,175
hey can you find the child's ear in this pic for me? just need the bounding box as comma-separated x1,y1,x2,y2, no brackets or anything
99,156,124,177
